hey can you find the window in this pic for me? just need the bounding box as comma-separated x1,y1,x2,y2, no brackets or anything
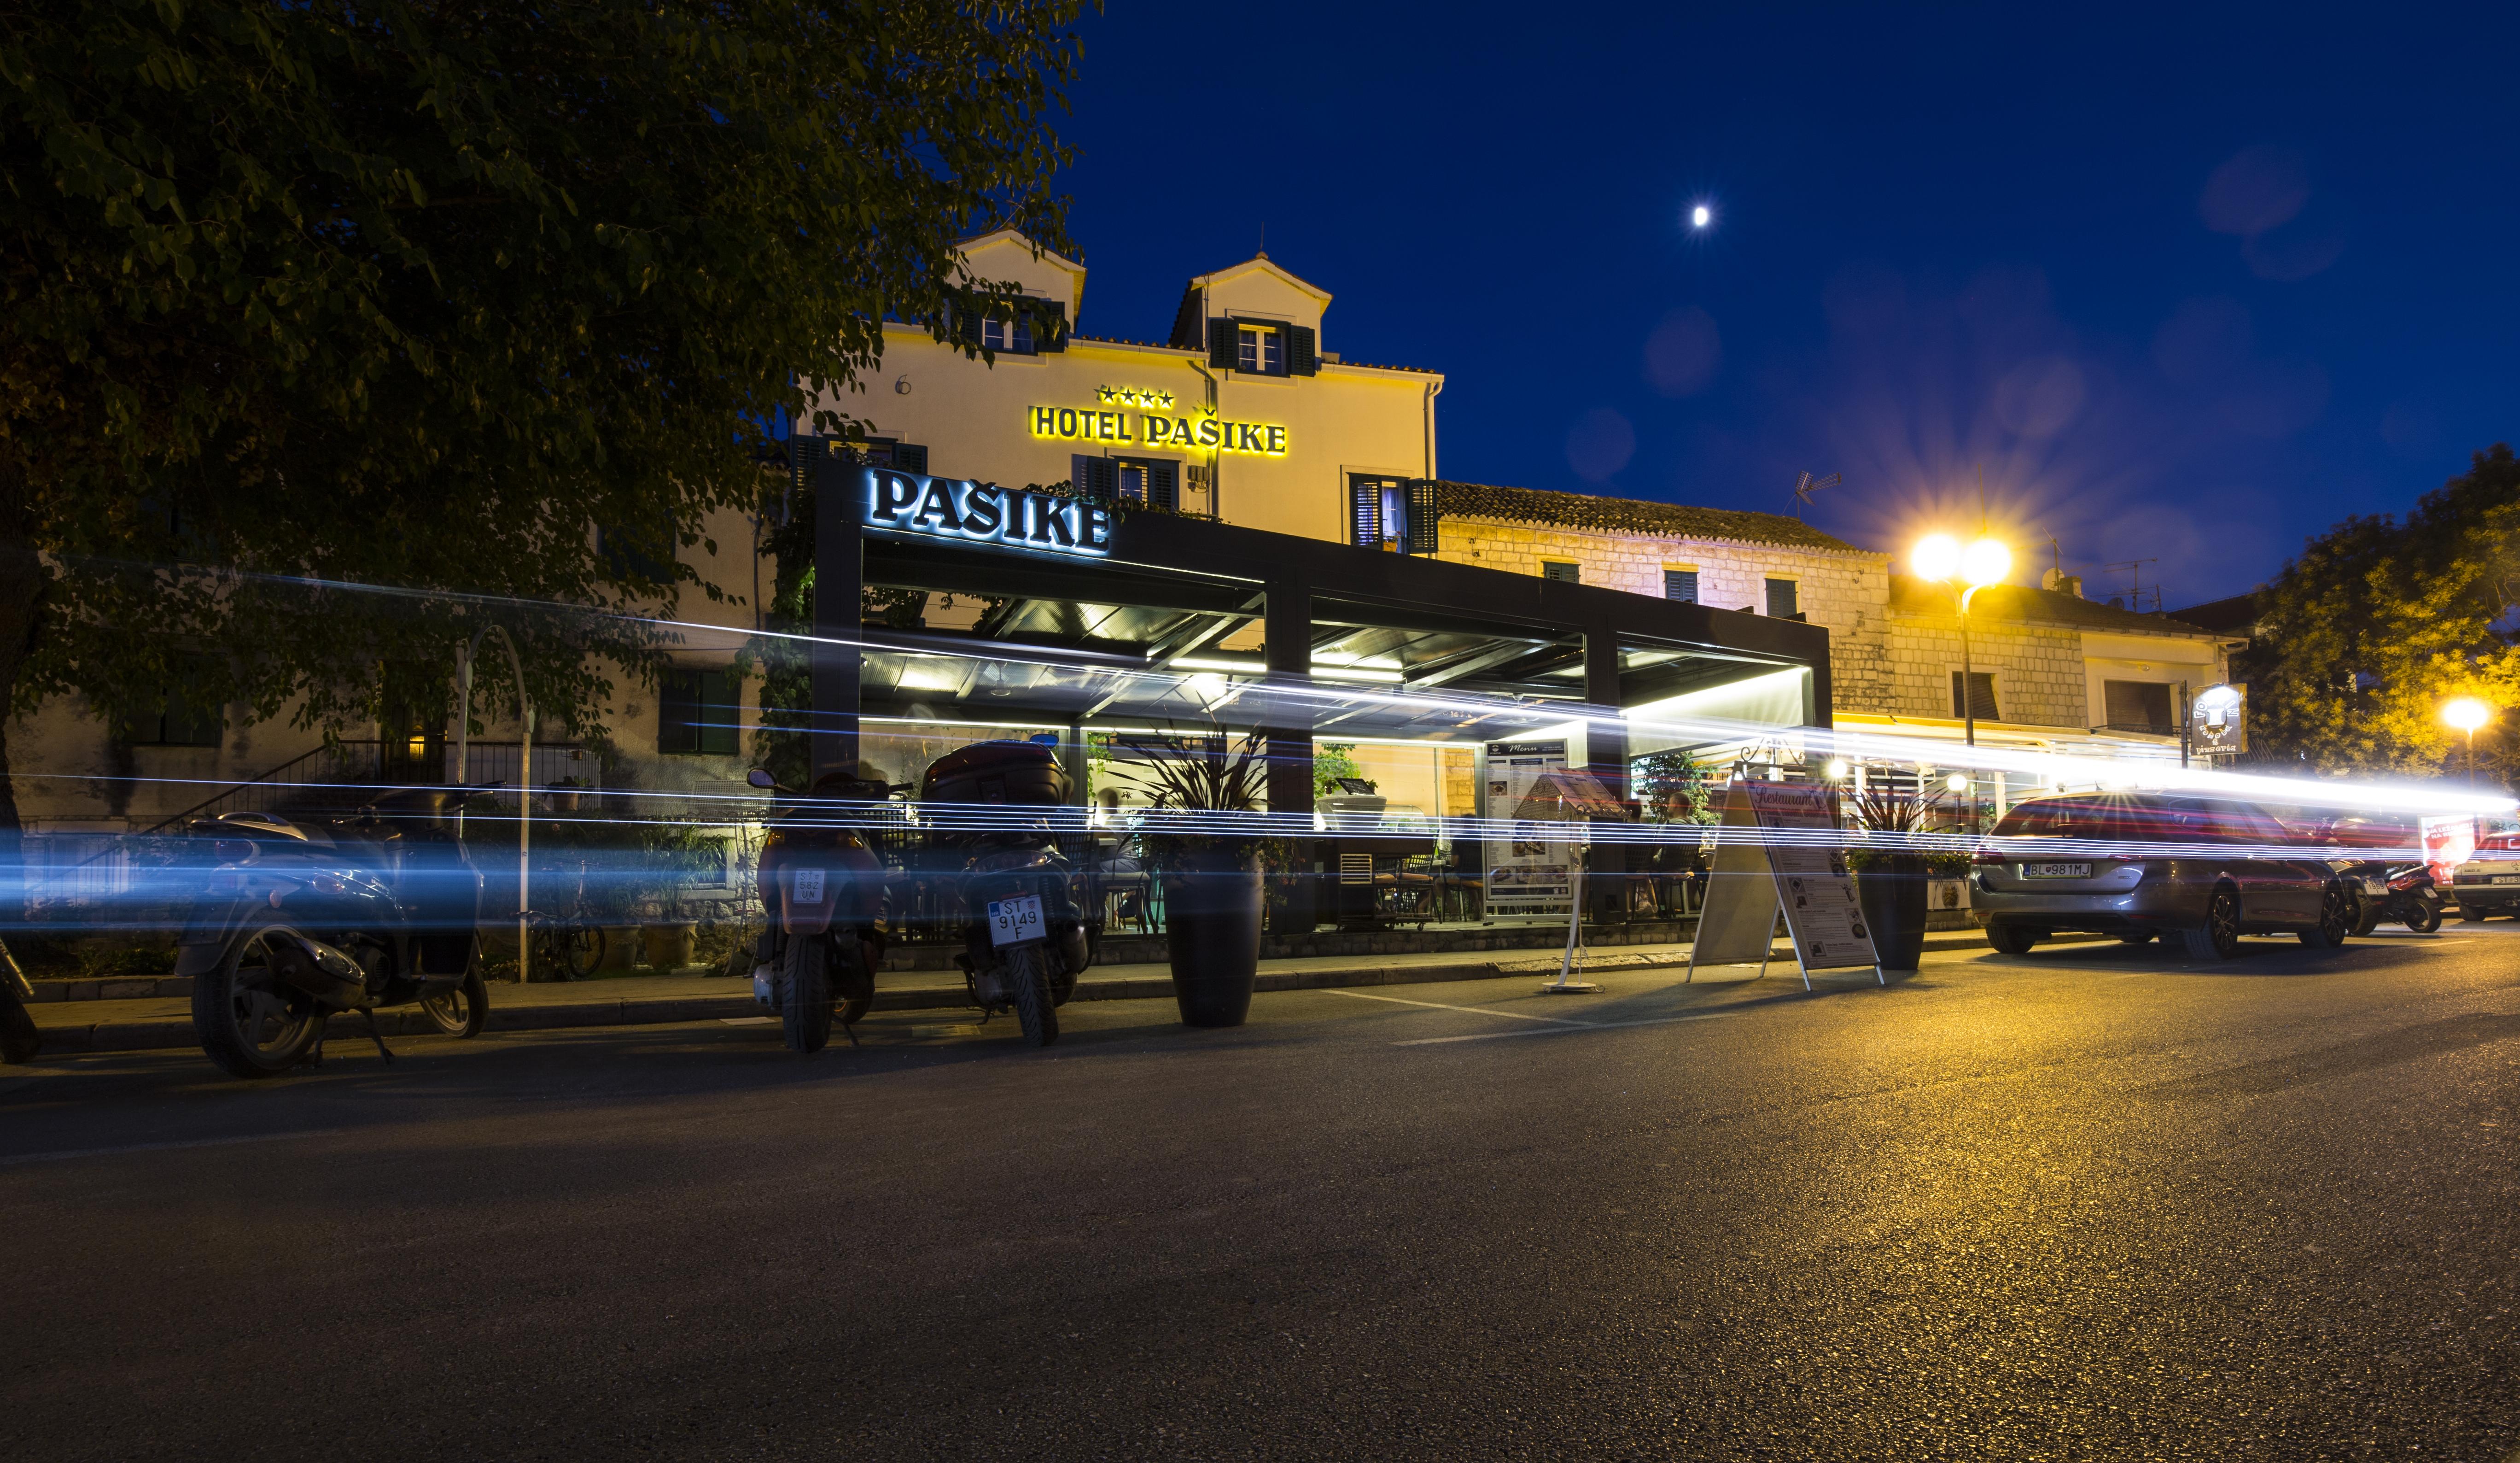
1350,475,1406,549
1542,560,1581,584
659,669,740,756
1111,458,1178,509
1664,568,1699,603
1764,577,1799,619
981,314,1034,354
599,520,677,585
1238,323,1281,375
2103,679,2176,733
1950,671,1999,721
125,679,223,748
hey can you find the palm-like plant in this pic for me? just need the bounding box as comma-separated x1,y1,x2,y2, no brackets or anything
1112,729,1268,813
1108,728,1278,873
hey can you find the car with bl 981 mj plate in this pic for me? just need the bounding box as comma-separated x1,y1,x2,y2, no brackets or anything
1971,792,2359,959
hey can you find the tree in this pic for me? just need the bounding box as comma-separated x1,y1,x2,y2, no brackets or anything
2241,445,2520,782
0,0,1084,881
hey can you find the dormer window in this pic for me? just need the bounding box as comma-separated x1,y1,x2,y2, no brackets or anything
1238,323,1281,375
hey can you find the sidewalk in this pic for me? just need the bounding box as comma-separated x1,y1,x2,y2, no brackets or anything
24,931,2048,1055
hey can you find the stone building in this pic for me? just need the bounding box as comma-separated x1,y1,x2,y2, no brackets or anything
1421,482,1895,716
1406,480,2240,756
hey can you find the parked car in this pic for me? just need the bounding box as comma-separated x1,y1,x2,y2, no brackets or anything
2449,833,2520,920
1972,791,2359,959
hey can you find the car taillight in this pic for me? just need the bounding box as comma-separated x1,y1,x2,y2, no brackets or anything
1972,848,2006,866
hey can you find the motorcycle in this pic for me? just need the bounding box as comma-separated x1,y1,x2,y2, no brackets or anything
2355,862,2444,935
746,767,886,1054
922,740,1091,1048
175,786,490,1078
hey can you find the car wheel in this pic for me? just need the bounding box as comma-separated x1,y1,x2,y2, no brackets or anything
1985,925,2043,955
2298,881,2354,949
2176,885,2243,961
2457,902,2486,922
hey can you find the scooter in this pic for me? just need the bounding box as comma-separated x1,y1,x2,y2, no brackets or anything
2356,862,2444,935
922,740,1090,1048
175,786,490,1079
746,767,886,1053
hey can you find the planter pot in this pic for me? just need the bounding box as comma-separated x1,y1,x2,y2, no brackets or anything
601,927,641,971
640,922,698,971
1855,856,1932,971
1161,851,1263,1028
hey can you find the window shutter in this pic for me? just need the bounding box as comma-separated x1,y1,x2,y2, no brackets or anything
1950,672,1999,721
893,443,928,475
1405,479,1440,555
697,670,740,756
1148,461,1178,511
954,296,982,350
1350,480,1381,545
1764,578,1798,618
1208,318,1237,370
1038,300,1068,353
1664,569,1698,603
1543,561,1581,583
1072,455,1116,503
659,671,700,755
1288,326,1318,376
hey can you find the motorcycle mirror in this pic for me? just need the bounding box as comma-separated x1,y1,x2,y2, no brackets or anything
747,768,779,790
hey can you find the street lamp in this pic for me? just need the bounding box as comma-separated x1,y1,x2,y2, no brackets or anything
2443,697,2491,785
1913,532,2012,747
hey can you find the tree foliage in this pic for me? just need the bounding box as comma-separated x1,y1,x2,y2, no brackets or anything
2241,445,2520,783
0,0,1083,834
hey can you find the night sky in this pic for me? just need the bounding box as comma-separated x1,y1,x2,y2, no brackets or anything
1050,3,2519,609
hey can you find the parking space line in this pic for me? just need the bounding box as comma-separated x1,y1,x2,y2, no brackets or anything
1394,1012,1736,1047
1323,989,1588,1025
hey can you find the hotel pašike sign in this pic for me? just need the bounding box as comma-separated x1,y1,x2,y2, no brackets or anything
861,467,1112,559
1026,385,1289,457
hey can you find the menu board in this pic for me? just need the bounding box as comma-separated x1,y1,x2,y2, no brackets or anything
1484,739,1573,913
1741,782,1879,971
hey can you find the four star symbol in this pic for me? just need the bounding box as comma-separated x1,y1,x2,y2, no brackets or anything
1092,386,1179,409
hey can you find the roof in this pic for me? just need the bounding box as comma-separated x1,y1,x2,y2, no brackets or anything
2165,591,2260,634
1431,481,1872,554
1889,574,2223,637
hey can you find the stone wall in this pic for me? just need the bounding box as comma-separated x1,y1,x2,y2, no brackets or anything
1886,610,2088,728
1431,516,1895,713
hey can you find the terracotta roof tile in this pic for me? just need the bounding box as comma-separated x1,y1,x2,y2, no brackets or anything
1889,574,2225,637
1431,481,1870,553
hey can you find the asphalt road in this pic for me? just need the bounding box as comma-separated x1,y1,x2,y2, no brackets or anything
5,925,2518,1461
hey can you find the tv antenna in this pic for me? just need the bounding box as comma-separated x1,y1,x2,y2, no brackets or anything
1790,471,1840,518
2096,559,2162,613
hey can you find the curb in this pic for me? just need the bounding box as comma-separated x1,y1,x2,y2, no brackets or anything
31,930,2039,1055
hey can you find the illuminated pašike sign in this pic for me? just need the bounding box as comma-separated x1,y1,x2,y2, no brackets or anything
861,467,1111,558
1028,392,1288,456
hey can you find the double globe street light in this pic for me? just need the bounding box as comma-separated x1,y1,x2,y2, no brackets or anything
1912,532,2012,749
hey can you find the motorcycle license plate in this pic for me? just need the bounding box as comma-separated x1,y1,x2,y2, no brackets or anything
988,894,1045,947
793,868,826,902
2024,862,2093,878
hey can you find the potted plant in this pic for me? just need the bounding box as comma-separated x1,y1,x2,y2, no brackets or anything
1846,780,1951,971
1114,729,1272,1028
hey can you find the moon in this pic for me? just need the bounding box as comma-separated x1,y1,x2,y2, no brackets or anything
1690,204,1712,229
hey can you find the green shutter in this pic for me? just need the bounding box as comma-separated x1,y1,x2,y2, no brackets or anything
1208,318,1237,370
